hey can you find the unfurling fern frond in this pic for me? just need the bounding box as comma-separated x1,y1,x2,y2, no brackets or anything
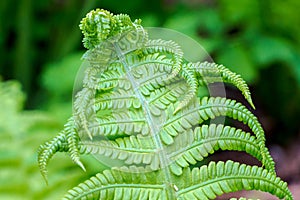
190,61,255,109
37,8,293,200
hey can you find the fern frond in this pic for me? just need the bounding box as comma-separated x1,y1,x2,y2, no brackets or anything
63,166,169,200
37,132,68,184
129,52,173,70
87,110,148,137
145,39,183,78
79,123,275,176
63,161,292,200
93,89,140,110
79,135,159,168
73,88,95,139
37,117,86,184
38,8,293,200
167,124,275,175
94,53,174,95
148,80,188,111
177,161,293,200
129,53,174,90
173,65,198,114
191,62,255,109
162,97,266,152
64,117,85,171
144,40,199,113
115,24,148,54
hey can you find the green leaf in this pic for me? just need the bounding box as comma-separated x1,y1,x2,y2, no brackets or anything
177,161,293,200
167,124,275,175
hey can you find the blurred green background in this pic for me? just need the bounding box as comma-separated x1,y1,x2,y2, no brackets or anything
1,0,299,199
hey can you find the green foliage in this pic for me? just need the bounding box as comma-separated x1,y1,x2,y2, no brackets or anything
38,9,293,199
0,78,59,199
164,2,300,84
42,52,82,101
0,78,104,199
40,52,83,122
0,0,99,103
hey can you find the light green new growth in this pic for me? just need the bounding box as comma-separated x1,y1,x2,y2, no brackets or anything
38,8,293,199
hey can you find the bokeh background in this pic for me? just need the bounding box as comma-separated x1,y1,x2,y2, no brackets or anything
1,0,299,199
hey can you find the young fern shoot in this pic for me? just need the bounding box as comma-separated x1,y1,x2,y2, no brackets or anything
38,9,293,200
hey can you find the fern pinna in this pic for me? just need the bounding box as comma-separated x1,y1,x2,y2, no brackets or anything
37,9,293,200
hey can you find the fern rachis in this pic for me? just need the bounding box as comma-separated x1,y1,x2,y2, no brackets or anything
37,8,293,199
